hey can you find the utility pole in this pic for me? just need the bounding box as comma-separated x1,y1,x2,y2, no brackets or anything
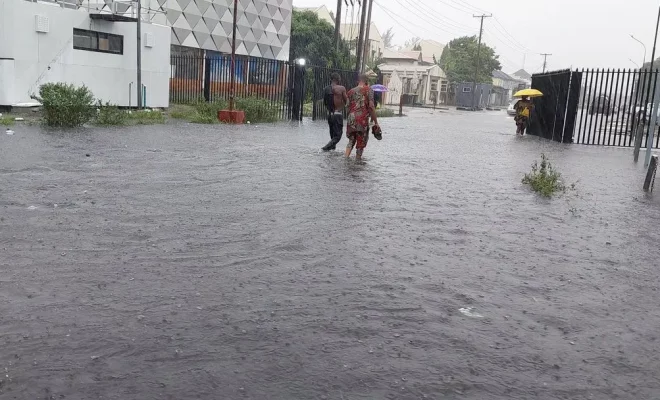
229,0,238,112
471,14,491,109
541,53,552,73
354,0,368,76
360,0,374,73
136,0,142,109
334,0,342,51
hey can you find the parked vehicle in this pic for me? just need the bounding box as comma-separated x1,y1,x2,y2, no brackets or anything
589,95,611,116
634,103,660,125
507,100,516,116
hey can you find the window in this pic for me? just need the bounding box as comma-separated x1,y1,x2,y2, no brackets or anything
440,81,448,93
73,28,123,54
430,80,438,91
462,86,472,93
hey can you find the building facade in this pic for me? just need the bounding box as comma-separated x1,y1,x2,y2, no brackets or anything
88,0,293,61
0,0,294,108
378,49,447,105
0,0,171,107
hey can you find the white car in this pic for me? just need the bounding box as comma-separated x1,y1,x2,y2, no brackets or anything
506,100,516,116
634,103,660,125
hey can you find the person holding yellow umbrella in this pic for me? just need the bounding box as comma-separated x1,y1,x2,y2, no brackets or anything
512,88,543,135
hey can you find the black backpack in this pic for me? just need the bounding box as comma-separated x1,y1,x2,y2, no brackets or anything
323,85,334,113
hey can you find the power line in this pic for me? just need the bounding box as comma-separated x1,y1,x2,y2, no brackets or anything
492,17,535,53
396,0,473,36
376,1,467,39
448,0,489,14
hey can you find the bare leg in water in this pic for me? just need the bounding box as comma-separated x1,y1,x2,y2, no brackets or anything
345,138,356,158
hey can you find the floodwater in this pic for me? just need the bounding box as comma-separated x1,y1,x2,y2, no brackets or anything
1,109,660,400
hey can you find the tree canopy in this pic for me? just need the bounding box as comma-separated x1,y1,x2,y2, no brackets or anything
382,27,395,49
438,36,501,83
289,10,353,70
404,37,421,50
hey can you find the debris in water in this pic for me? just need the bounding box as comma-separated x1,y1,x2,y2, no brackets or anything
137,315,145,321
27,206,38,210
6,129,14,135
459,307,484,318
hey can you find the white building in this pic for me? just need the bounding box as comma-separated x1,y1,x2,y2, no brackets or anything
404,39,445,64
378,49,447,105
0,0,171,107
0,0,294,108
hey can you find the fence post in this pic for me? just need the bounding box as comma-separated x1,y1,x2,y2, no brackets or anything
203,57,211,102
644,154,658,191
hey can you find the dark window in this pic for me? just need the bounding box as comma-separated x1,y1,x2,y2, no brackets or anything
73,28,123,54
462,86,472,93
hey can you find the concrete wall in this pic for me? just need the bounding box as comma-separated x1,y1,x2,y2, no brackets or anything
0,0,170,107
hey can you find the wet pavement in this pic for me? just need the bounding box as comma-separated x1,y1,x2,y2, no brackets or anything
1,109,660,400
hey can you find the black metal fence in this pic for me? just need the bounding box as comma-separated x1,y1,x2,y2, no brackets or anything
170,54,357,122
574,68,659,147
529,68,660,148
170,54,299,120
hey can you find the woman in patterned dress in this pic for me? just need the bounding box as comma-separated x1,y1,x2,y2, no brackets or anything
345,74,380,160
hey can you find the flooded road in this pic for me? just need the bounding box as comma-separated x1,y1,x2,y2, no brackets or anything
1,110,660,399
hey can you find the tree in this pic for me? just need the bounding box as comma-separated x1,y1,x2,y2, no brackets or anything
382,27,395,49
404,37,421,50
290,10,353,69
438,36,501,83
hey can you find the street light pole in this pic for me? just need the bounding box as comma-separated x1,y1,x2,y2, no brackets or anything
644,5,660,168
630,34,647,68
136,0,142,109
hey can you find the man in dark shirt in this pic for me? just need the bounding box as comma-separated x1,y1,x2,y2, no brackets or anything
322,73,348,151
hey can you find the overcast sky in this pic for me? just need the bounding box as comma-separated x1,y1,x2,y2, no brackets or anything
293,0,660,74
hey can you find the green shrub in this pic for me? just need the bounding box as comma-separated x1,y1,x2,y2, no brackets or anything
192,101,225,124
376,108,395,118
96,101,127,125
32,83,96,127
0,115,14,126
235,96,279,123
522,154,566,197
127,109,165,124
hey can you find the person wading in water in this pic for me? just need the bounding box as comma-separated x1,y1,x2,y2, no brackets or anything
345,74,380,160
514,95,534,135
322,73,348,151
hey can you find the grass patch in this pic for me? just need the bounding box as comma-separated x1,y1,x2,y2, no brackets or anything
376,108,395,118
522,154,566,197
0,115,15,126
96,102,127,126
127,109,165,125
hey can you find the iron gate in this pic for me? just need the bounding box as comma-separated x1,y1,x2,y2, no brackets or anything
529,68,660,148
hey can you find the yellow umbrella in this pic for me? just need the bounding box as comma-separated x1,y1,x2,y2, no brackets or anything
513,88,543,98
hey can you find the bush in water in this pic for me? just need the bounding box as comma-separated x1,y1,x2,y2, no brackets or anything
32,83,96,127
522,153,566,197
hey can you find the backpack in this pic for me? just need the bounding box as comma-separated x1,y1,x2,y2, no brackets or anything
323,85,334,113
